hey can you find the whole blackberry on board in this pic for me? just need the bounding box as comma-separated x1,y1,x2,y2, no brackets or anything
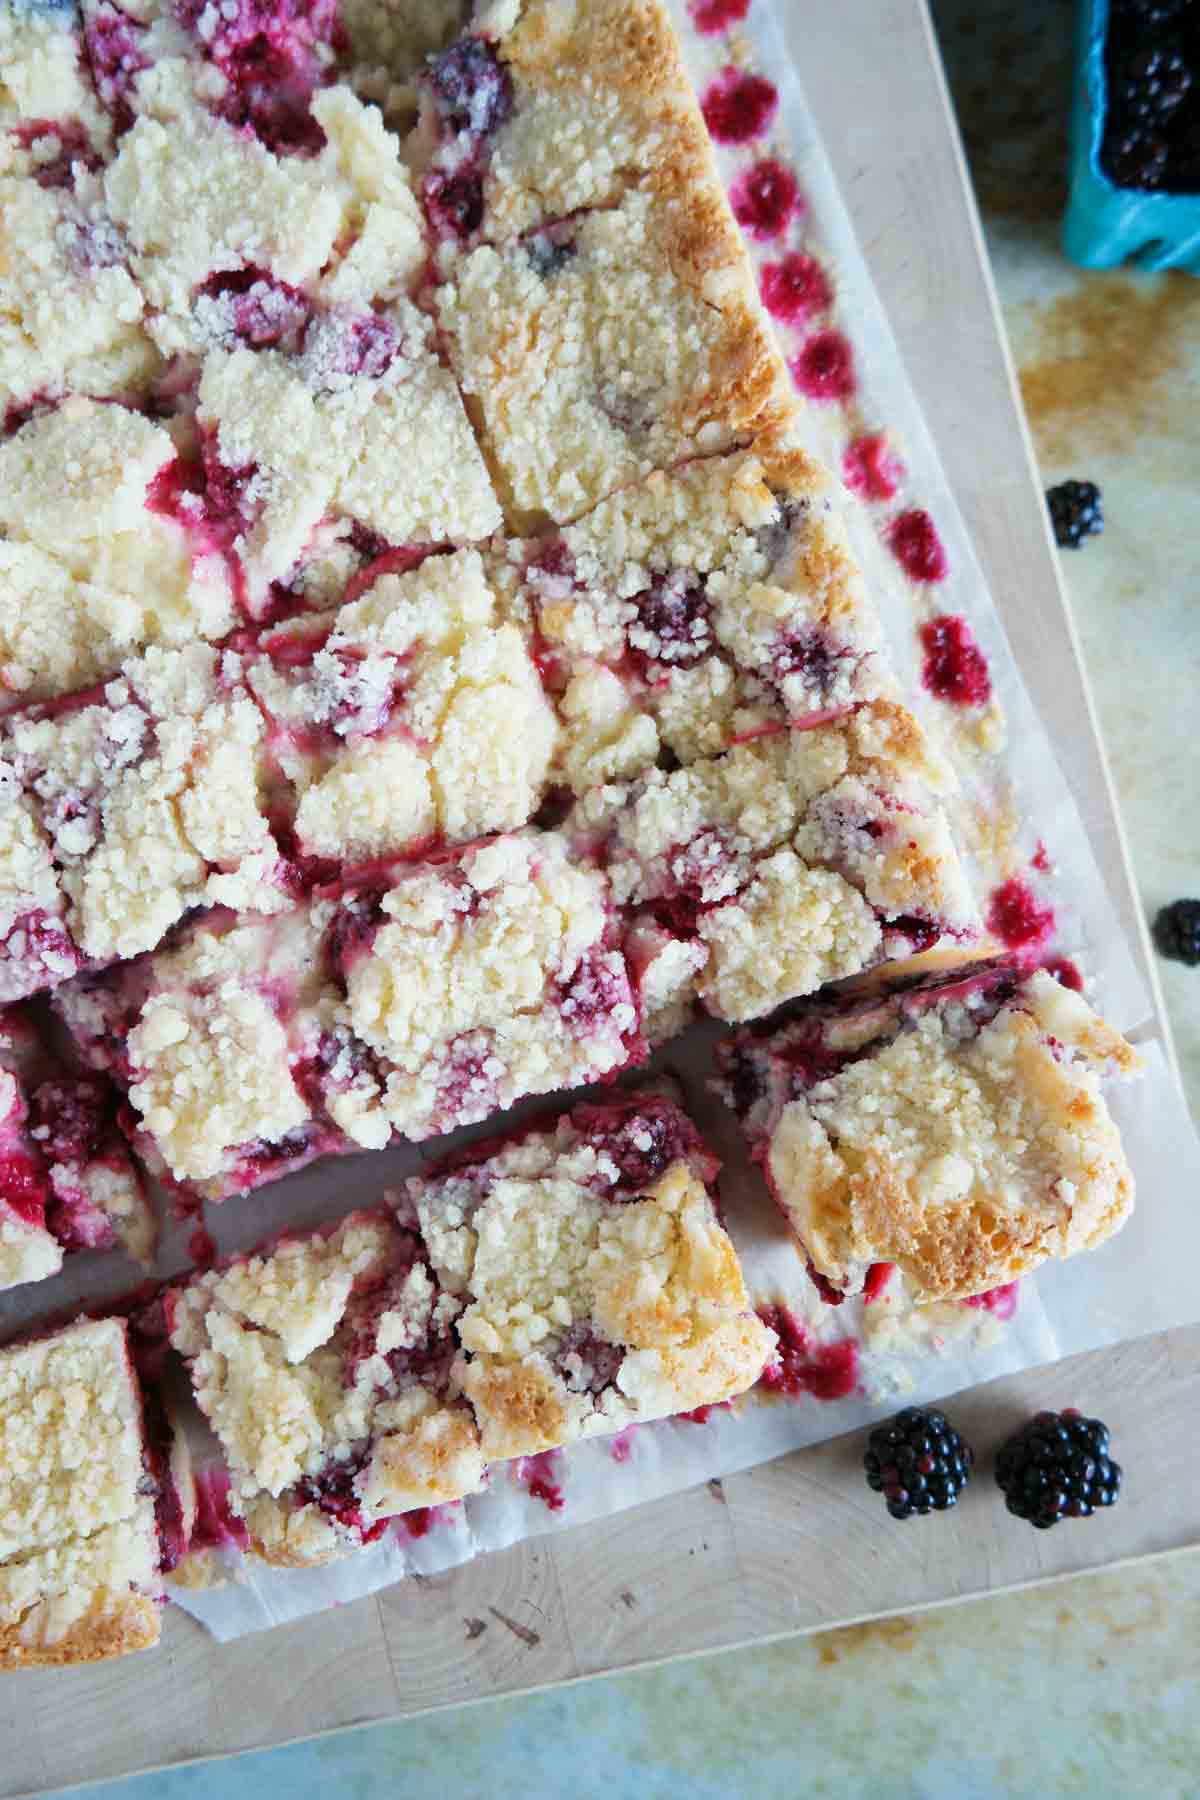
995,1411,1122,1529
1153,898,1200,965
1113,0,1192,23
1046,480,1104,548
863,1407,974,1520
1112,44,1193,126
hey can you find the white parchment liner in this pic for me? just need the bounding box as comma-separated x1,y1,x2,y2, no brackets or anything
0,1,1194,1640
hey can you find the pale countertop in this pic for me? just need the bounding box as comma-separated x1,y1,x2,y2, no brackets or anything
73,5,1200,1795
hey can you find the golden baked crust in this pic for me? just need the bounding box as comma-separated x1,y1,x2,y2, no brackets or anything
724,966,1142,1303
0,1590,160,1670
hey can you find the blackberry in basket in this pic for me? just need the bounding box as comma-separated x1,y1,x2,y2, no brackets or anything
1046,480,1104,548
863,1407,974,1520
995,1411,1122,1528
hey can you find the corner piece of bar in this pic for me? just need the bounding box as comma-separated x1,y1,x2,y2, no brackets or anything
0,1317,165,1668
717,963,1142,1305
161,1092,772,1563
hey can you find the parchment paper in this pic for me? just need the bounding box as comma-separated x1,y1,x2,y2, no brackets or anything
1,0,1195,1641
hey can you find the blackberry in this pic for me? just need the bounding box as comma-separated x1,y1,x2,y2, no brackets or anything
863,1406,974,1520
995,1411,1122,1528
1112,45,1193,126
1046,479,1104,548
1153,897,1200,965
1113,0,1192,22
1104,123,1171,187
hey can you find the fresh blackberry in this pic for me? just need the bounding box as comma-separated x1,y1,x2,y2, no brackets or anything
995,1411,1122,1529
1046,480,1104,548
1104,121,1171,187
863,1406,974,1520
1113,45,1193,125
1114,0,1192,22
1153,897,1200,965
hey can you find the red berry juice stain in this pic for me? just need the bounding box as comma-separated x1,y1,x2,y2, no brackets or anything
757,1305,859,1401
190,1469,250,1552
862,1262,895,1303
919,615,992,707
401,1506,435,1539
730,158,800,239
701,66,778,143
188,1224,217,1269
761,252,831,326
515,1450,565,1512
962,1282,1019,1321
790,329,855,402
1031,840,1051,873
689,0,750,30
608,1427,636,1463
678,1400,732,1425
987,877,1055,950
842,433,904,502
888,509,948,583
1044,955,1084,992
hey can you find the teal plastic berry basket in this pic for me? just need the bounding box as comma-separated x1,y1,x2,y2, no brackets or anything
1064,0,1200,272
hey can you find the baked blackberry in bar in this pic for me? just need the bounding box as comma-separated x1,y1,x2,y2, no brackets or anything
55,831,641,1200
718,964,1141,1304
572,699,978,1038
0,1004,152,1293
0,1317,169,1667
492,438,886,791
161,1094,772,1564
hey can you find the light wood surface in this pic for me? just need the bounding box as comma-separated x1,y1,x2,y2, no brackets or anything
6,6,1195,1794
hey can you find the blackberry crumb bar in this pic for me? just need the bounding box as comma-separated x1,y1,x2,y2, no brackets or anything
719,965,1141,1303
162,1094,772,1563
0,1005,152,1292
56,830,641,1199
0,1317,165,1666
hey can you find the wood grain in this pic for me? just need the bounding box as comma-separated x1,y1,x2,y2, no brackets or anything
1,5,1192,1794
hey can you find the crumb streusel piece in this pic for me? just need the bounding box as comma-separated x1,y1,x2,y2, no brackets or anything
573,699,978,1033
56,830,642,1199
719,964,1142,1303
249,548,556,867
162,1094,772,1561
0,1003,153,1291
0,1317,164,1666
494,438,885,790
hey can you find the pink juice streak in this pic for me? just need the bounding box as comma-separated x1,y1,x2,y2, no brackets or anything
920,615,992,707
843,433,904,502
790,330,855,402
888,509,948,584
1031,840,1052,873
689,0,750,32
1044,955,1084,993
761,252,831,327
514,1450,565,1512
678,1400,732,1425
757,1305,859,1401
986,877,1055,951
730,159,800,239
608,1427,637,1463
962,1282,1020,1322
398,1501,458,1540
862,1262,895,1303
190,1469,250,1553
701,67,778,144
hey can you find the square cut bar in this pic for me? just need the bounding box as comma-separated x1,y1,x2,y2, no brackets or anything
0,549,558,1000
0,1004,153,1293
570,699,978,1037
163,1094,773,1564
718,964,1142,1304
0,1317,163,1667
492,438,887,792
55,830,642,1200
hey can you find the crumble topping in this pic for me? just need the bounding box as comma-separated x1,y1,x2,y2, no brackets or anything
437,186,789,529
727,968,1142,1302
0,1318,161,1663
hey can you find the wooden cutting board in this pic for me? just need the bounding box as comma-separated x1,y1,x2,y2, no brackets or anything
5,5,1196,1794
